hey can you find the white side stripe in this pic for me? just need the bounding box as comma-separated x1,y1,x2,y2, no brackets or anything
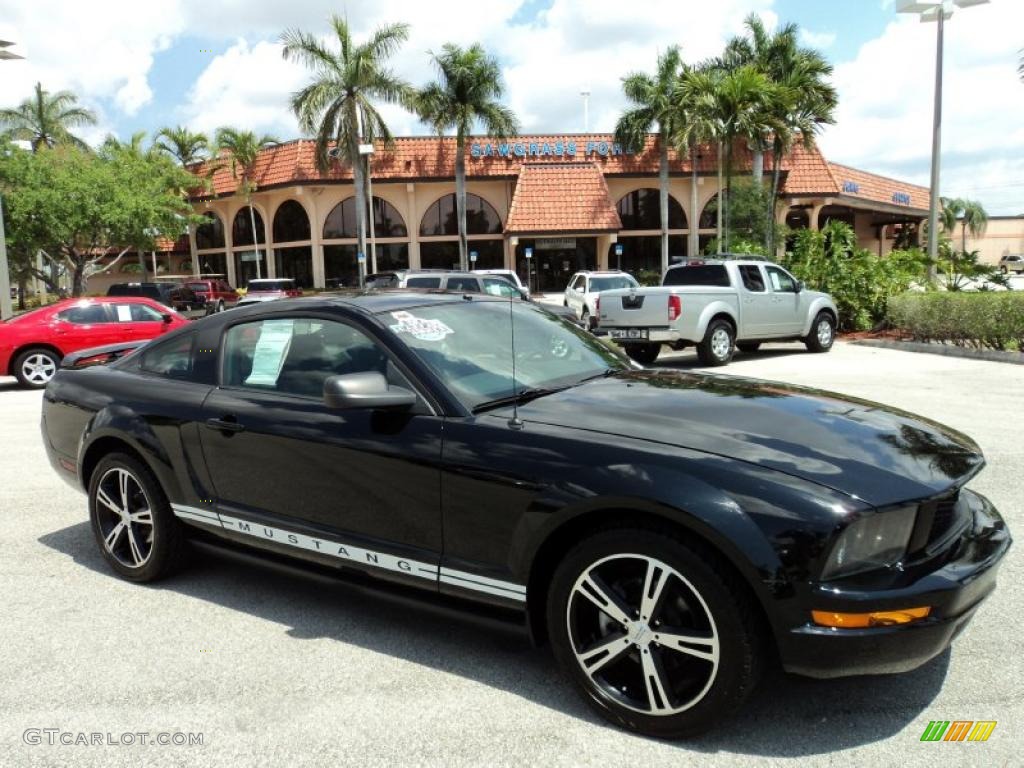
171,504,527,601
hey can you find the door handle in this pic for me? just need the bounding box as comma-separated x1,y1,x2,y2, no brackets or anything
205,416,245,434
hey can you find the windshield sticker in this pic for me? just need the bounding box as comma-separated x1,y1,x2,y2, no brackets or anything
245,319,294,386
389,311,454,342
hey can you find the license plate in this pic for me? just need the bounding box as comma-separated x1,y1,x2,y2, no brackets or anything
609,328,648,340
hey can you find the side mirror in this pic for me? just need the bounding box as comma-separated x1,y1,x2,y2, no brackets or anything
161,313,173,323
323,372,416,410
794,280,804,293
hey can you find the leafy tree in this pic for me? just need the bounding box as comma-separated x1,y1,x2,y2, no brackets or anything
417,43,519,270
0,144,198,296
155,126,210,274
614,46,684,274
213,127,279,279
282,16,414,276
0,82,96,152
672,63,720,258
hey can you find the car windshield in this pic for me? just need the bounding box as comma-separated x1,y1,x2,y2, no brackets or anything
249,280,293,291
589,276,637,292
383,300,626,410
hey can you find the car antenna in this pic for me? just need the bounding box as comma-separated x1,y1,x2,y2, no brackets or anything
508,291,524,430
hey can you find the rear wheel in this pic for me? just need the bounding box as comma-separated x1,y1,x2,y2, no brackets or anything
88,453,187,582
736,342,761,354
13,347,60,389
624,343,661,365
547,528,764,739
804,311,835,353
696,320,735,366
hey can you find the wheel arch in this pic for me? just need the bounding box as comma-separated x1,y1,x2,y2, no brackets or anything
801,300,838,336
696,305,737,340
78,420,180,503
523,503,776,653
8,342,64,375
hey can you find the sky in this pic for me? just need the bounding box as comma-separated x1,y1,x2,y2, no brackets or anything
0,0,1021,214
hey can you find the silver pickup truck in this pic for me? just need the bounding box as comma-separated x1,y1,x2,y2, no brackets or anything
597,259,838,366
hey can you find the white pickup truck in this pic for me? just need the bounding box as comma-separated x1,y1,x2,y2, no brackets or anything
596,259,838,366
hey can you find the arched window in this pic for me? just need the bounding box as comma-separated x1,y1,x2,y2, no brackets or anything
323,197,408,240
232,207,265,246
699,194,718,230
273,200,311,243
617,188,686,230
419,193,502,236
195,212,225,250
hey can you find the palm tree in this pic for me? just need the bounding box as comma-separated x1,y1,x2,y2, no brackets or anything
0,82,96,152
723,15,837,253
213,127,279,279
683,65,779,251
672,63,719,258
940,196,965,239
614,46,684,274
282,17,414,278
957,199,988,252
417,43,519,270
155,126,211,276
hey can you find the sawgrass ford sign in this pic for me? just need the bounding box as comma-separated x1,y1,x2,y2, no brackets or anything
470,139,632,159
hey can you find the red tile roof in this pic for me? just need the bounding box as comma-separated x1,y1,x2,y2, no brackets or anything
505,163,622,234
190,134,930,215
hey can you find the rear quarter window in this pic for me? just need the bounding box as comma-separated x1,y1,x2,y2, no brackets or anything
138,332,197,379
662,265,731,287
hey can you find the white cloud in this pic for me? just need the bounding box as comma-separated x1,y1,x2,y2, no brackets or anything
799,28,836,49
818,2,1024,214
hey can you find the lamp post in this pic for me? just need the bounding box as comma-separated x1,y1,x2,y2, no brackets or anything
0,41,23,320
896,0,989,279
359,142,376,275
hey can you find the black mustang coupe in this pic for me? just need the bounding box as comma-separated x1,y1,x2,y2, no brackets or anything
41,292,1010,738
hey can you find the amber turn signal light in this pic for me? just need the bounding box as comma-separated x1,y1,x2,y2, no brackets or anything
811,607,931,629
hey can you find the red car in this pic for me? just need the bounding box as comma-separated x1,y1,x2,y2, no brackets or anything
0,297,188,389
186,278,239,313
244,278,303,299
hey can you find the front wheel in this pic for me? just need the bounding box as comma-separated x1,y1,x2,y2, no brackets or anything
13,347,60,388
547,528,764,739
624,343,661,365
696,320,735,366
804,311,835,353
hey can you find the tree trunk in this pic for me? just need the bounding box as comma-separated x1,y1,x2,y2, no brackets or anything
249,203,261,279
187,223,199,277
364,163,377,273
961,221,966,254
689,145,699,258
769,140,783,257
723,137,734,252
658,138,669,275
349,129,367,286
17,277,26,310
752,145,763,186
70,250,86,297
716,142,723,250
455,134,468,271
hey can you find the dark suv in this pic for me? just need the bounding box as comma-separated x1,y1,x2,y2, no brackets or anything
106,282,202,312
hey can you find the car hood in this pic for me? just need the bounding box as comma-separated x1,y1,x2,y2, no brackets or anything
512,370,983,507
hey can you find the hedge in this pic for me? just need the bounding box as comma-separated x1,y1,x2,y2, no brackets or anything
888,292,1024,352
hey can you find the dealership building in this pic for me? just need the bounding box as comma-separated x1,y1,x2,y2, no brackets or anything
88,134,933,294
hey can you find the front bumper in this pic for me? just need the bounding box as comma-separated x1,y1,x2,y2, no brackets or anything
779,489,1011,678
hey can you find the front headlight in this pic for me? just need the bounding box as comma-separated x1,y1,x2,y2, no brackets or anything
822,505,917,580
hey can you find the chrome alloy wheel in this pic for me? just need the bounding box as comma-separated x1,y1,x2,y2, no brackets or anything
816,318,833,346
20,353,56,385
566,554,720,716
710,328,732,361
94,467,155,568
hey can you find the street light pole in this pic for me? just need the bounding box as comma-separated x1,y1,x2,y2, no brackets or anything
896,0,989,280
0,40,23,319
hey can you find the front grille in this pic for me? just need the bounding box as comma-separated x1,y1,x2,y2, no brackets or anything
907,489,966,557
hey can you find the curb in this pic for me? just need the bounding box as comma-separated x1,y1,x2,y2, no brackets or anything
850,339,1024,365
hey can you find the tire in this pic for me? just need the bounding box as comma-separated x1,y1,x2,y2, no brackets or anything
216,299,225,313
804,311,835,353
696,320,735,366
547,527,764,739
88,452,187,583
581,308,593,330
736,342,761,354
1000,266,1008,274
624,343,661,365
13,347,60,389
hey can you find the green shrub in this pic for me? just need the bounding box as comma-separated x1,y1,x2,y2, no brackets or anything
634,269,661,287
888,292,1024,351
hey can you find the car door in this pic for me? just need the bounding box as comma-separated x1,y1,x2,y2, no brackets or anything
114,302,173,342
51,303,124,352
565,274,584,314
763,265,805,336
736,265,774,338
198,312,444,589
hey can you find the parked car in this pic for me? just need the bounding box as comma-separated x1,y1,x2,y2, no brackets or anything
41,292,1010,738
1,297,186,388
597,259,838,366
363,271,407,289
998,254,1024,274
186,278,239,313
234,294,284,309
473,268,530,298
401,270,580,325
106,282,203,313
564,271,639,329
244,278,303,299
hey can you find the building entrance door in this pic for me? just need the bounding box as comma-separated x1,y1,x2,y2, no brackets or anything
518,238,597,294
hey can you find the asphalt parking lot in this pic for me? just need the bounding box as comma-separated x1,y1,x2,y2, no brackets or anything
0,341,1020,767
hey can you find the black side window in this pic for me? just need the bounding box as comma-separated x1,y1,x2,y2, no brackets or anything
58,305,112,324
139,332,195,378
662,265,731,287
739,265,766,292
445,277,478,292
406,277,441,288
